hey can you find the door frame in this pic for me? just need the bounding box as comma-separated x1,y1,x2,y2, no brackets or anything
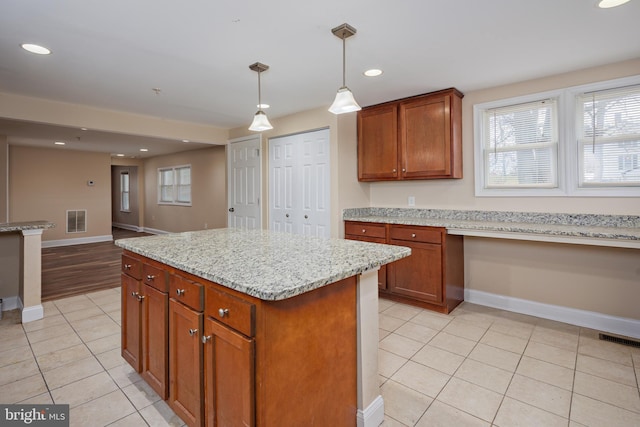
227,134,263,229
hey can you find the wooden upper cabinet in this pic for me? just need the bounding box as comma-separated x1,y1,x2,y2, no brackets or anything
357,103,399,180
358,88,463,181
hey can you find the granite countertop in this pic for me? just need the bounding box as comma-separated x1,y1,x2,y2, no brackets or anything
0,220,55,233
116,228,410,301
343,208,640,246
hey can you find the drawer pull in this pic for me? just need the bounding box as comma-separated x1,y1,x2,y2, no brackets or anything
362,229,366,233
188,328,198,337
202,335,212,344
146,275,155,281
131,291,138,297
392,169,397,173
124,264,132,270
411,233,417,238
218,308,229,318
176,289,185,296
402,168,406,172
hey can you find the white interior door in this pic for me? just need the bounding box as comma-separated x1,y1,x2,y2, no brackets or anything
227,135,261,229
269,129,330,238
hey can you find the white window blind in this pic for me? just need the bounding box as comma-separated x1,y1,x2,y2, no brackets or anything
577,85,640,187
120,171,130,211
482,99,558,188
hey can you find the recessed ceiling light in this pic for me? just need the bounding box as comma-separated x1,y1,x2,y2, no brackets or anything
364,69,383,77
80,127,88,131
598,0,630,7
182,139,190,143
140,148,148,152
21,43,51,55
257,104,270,109
54,141,65,145
116,154,125,157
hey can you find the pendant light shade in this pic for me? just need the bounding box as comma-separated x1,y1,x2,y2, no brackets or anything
248,62,273,132
329,23,361,115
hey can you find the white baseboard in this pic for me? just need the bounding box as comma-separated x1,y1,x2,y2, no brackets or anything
141,227,169,235
21,304,44,323
112,222,143,232
42,234,113,248
465,289,640,340
0,295,21,311
357,395,384,427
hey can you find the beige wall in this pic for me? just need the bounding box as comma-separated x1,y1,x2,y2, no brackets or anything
0,136,7,223
0,233,20,299
367,59,640,320
229,106,370,237
143,146,227,233
9,146,112,241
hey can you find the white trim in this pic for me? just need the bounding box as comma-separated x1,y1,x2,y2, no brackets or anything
42,234,112,248
0,295,21,311
141,227,169,235
21,304,44,323
112,222,144,232
356,395,384,427
158,164,192,206
227,134,263,229
465,289,640,340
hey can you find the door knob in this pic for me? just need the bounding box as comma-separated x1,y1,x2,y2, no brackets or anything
285,214,289,218
304,215,308,219
228,207,235,212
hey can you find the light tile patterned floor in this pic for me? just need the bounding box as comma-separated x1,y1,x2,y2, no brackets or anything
1,289,639,426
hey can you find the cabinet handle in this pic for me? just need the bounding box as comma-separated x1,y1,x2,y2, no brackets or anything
402,168,406,172
131,291,138,297
136,295,145,302
146,275,155,281
392,169,397,173
124,264,131,270
176,289,185,296
202,335,212,344
188,328,198,337
362,229,366,233
411,233,417,238
218,308,229,318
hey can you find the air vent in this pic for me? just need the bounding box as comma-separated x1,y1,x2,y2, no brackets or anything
599,333,640,348
66,210,87,233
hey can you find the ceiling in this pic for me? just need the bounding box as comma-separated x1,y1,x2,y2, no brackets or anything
1,0,639,157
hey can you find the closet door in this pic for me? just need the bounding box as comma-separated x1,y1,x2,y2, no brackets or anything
269,129,330,238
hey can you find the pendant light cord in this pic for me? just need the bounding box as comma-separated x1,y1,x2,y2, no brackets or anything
257,70,262,108
342,36,346,88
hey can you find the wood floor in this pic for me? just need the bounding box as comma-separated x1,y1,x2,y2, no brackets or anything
41,228,152,301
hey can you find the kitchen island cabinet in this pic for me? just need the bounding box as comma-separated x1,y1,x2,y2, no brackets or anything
117,228,410,427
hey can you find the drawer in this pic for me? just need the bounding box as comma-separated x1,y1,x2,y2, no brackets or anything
344,222,386,239
170,274,204,312
389,225,443,244
205,285,255,338
143,263,168,292
122,254,142,280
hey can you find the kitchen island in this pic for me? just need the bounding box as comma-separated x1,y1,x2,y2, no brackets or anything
116,228,410,427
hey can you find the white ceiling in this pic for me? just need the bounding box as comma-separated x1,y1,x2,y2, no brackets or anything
1,0,639,157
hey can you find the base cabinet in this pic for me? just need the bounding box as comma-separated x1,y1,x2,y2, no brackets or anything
121,250,357,427
345,221,464,313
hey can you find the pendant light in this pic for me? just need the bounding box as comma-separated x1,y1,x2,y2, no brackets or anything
248,62,273,132
328,23,361,115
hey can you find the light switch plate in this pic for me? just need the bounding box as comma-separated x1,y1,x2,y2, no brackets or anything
408,196,415,206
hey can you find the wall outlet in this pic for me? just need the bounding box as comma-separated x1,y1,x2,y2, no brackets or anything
408,196,416,207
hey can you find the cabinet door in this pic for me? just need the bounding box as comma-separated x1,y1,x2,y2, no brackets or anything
169,299,203,427
121,274,142,372
358,103,399,180
344,234,388,289
387,240,443,304
399,94,452,179
142,284,168,400
203,317,255,427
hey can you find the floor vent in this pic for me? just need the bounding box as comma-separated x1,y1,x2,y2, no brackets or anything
599,333,640,348
67,209,87,233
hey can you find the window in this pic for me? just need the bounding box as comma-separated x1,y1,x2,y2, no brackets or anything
576,85,640,187
474,75,640,197
120,171,130,212
482,99,558,189
158,165,191,205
